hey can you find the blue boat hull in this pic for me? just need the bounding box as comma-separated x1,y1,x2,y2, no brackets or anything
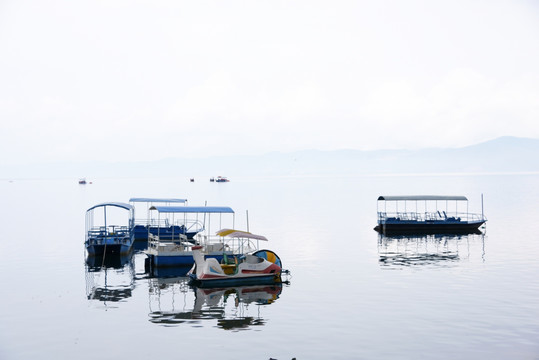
86,243,133,256
375,220,486,235
86,235,134,256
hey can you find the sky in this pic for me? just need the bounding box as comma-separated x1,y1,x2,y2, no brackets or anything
0,0,538,165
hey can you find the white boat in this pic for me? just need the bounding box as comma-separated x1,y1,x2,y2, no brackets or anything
188,229,283,287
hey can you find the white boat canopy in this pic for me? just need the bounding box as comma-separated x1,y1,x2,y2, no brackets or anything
129,198,187,203
149,206,234,213
86,202,134,212
216,229,268,241
377,195,468,201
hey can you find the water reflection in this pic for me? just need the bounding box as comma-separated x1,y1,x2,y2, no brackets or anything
85,252,136,306
378,233,486,268
147,276,283,330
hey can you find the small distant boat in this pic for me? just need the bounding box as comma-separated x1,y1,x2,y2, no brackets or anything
188,230,283,287
215,176,229,182
374,195,487,235
85,202,135,256
79,178,87,184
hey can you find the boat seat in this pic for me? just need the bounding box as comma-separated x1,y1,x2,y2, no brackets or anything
245,255,264,264
222,254,238,265
220,264,237,275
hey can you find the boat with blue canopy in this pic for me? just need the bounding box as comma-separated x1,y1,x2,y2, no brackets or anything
85,202,135,256
144,206,237,269
374,195,487,235
129,198,203,241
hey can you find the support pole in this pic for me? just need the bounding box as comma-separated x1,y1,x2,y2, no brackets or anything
481,193,485,220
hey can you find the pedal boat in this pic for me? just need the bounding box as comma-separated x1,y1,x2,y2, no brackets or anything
188,230,282,287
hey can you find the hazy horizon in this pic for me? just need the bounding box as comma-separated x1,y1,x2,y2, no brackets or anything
2,136,538,180
2,135,537,166
1,1,538,165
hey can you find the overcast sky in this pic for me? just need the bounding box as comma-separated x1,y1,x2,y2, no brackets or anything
0,0,538,165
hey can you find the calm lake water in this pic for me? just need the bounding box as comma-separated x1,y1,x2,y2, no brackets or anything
1,173,538,359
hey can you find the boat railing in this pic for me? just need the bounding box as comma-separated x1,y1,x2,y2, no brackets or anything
87,225,130,237
224,238,258,255
133,218,169,227
134,218,204,232
147,233,191,250
378,211,485,223
173,219,205,233
193,234,235,253
191,235,256,254
466,212,487,222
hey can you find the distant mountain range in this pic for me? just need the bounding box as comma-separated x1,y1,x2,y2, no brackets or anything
2,136,539,179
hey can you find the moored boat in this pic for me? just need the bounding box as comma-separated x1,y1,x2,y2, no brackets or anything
188,230,283,287
144,206,237,269
215,176,230,182
374,195,487,235
129,198,202,241
85,202,135,256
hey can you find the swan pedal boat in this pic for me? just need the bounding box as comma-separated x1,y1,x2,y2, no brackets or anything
188,230,283,287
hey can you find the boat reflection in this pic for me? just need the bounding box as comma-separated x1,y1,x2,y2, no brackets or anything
145,264,190,278
378,232,486,268
147,276,283,330
85,252,136,306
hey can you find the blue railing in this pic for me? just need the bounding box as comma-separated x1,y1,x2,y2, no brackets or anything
378,211,485,223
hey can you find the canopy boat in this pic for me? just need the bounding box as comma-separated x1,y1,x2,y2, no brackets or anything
129,198,202,241
144,206,237,269
374,195,487,235
85,202,135,256
188,229,283,288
